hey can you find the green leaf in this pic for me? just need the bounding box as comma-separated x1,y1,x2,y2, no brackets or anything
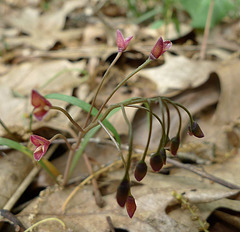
0,137,58,179
180,0,235,28
45,93,121,146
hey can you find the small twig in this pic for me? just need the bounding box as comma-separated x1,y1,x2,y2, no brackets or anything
3,144,58,211
0,209,26,232
200,0,215,60
167,158,240,189
97,119,126,166
3,166,41,211
106,216,116,232
83,153,105,208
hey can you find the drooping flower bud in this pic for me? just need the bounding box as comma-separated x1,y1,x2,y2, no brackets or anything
126,195,136,218
134,161,147,181
170,135,180,156
116,178,130,207
150,152,164,172
116,29,133,52
149,37,172,60
188,121,204,138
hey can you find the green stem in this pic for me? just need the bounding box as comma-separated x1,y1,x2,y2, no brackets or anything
158,98,166,149
91,58,152,124
163,102,170,139
121,105,133,178
162,98,194,127
141,100,153,161
97,119,126,166
84,52,122,128
171,103,182,136
49,134,73,151
50,106,84,132
0,118,14,136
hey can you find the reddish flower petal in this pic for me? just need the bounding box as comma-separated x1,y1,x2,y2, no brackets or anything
150,37,172,60
33,147,45,161
117,29,133,52
31,90,51,107
163,40,172,53
33,109,50,121
31,135,50,161
126,195,136,218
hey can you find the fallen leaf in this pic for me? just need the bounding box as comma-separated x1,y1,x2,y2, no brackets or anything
140,54,216,95
5,1,87,50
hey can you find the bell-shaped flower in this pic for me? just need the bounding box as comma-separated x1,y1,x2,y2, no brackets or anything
150,37,172,60
170,135,180,156
117,29,133,52
126,195,137,218
31,89,52,121
150,149,166,172
31,135,50,161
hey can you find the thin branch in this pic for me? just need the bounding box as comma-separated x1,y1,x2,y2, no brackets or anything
167,158,240,190
200,0,215,60
83,153,105,208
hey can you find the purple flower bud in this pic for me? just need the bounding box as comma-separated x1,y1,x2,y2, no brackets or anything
188,121,204,138
117,29,133,52
150,152,164,172
170,135,180,156
126,195,136,218
116,178,130,207
149,37,172,60
134,161,147,181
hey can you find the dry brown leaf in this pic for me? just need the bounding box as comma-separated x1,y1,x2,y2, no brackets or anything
214,60,240,124
4,1,87,50
140,54,216,95
17,170,239,232
0,151,33,209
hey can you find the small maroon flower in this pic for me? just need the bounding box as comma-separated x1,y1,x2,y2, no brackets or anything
31,135,50,161
116,178,130,207
150,37,172,60
134,161,147,181
188,121,204,138
126,195,137,218
117,29,133,52
31,89,52,121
